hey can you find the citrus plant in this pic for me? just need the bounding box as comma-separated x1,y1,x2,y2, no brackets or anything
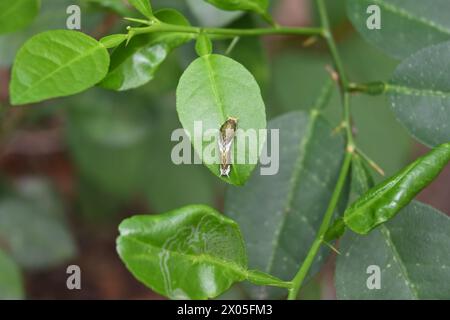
5,0,450,299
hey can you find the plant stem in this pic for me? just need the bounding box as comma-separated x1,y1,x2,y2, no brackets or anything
128,23,324,38
288,0,356,300
316,0,348,89
287,150,352,299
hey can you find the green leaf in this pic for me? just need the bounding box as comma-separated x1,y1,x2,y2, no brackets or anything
0,0,40,34
336,201,450,299
344,143,450,235
225,110,345,299
117,205,253,299
387,41,450,147
0,0,104,67
100,9,192,91
205,0,269,16
99,34,127,49
176,54,266,186
10,30,110,105
0,250,24,299
128,0,153,19
347,0,450,59
0,179,76,270
196,33,213,56
186,0,243,27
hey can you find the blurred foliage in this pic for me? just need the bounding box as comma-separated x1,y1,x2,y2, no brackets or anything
0,178,76,270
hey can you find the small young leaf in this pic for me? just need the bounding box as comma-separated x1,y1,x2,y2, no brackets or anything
344,143,450,235
99,34,127,49
176,54,266,186
0,0,40,34
10,30,110,105
225,110,346,298
0,250,24,299
325,154,374,242
195,33,212,56
350,153,375,197
337,201,450,299
117,205,248,300
128,0,153,19
100,9,192,91
347,0,450,59
388,41,450,147
205,0,269,16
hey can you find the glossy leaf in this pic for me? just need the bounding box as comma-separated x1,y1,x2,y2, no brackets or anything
0,179,76,270
225,110,345,299
128,0,153,19
186,0,243,27
347,0,450,59
344,143,450,235
205,0,269,16
0,0,40,34
0,250,24,299
117,205,288,299
0,0,104,67
337,201,450,299
10,30,110,105
387,41,450,147
100,9,192,91
176,54,266,186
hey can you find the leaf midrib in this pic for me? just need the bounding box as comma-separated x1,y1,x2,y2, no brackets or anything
265,111,319,275
380,225,420,299
203,55,241,182
13,41,105,102
386,84,450,99
122,234,249,278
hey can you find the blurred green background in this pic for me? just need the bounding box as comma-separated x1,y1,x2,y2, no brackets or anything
0,0,447,300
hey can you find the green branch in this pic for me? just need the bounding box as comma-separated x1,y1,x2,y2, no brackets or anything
288,0,356,300
287,150,352,299
127,22,324,38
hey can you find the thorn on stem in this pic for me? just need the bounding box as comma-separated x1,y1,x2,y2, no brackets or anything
323,240,341,255
303,36,318,47
325,65,339,83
